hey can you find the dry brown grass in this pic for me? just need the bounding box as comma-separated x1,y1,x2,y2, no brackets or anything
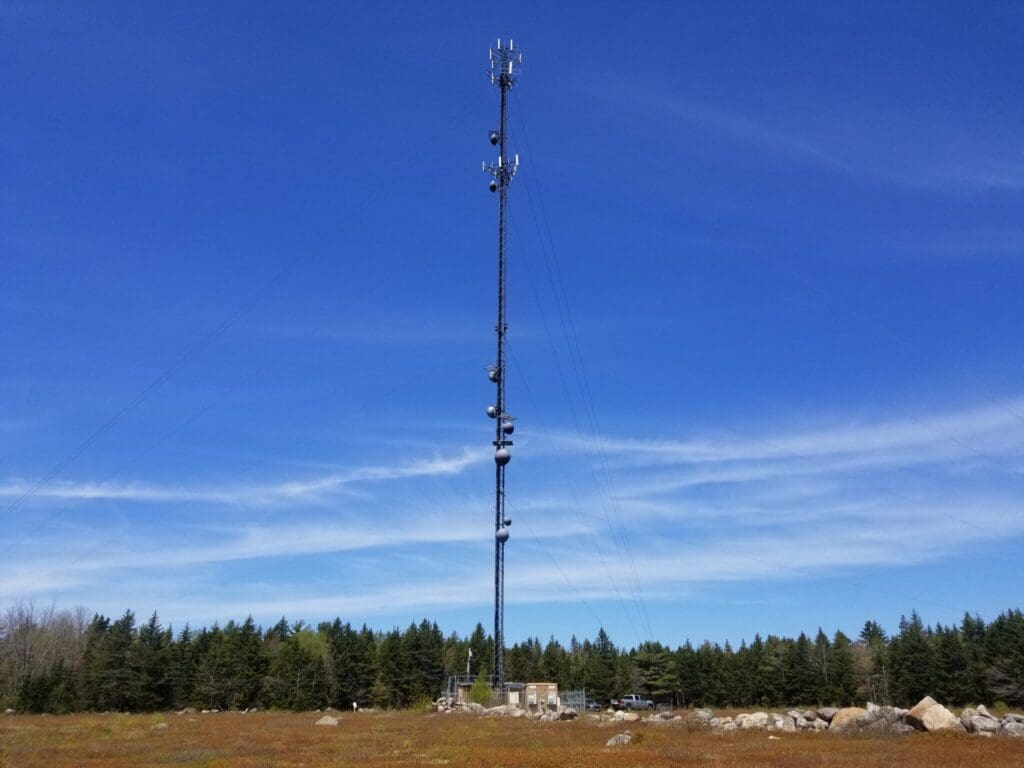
3,710,1023,768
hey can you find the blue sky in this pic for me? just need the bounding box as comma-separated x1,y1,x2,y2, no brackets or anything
2,2,1023,649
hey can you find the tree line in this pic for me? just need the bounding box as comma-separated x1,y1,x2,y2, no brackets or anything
2,603,1021,714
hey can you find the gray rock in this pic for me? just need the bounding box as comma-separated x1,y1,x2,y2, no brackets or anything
464,702,485,715
741,712,769,729
150,722,168,730
1003,721,1024,737
606,731,632,747
720,721,737,732
708,717,721,727
817,707,838,723
866,702,880,714
4,708,15,716
971,716,1000,733
781,716,796,733
315,715,339,726
560,708,578,721
1007,713,1024,724
802,710,818,722
693,708,713,723
976,705,994,719
961,708,976,732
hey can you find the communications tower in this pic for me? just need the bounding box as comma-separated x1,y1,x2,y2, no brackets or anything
482,37,522,692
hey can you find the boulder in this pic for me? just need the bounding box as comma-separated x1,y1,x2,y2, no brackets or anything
859,705,902,727
315,715,339,726
960,708,976,731
817,707,838,723
741,712,769,729
802,710,818,722
176,707,196,715
4,708,15,716
780,716,796,733
1007,713,1024,724
559,708,578,721
464,702,485,715
905,696,940,730
708,717,721,728
720,721,737,732
904,697,964,733
812,718,829,731
606,731,632,747
693,708,713,723
971,716,1000,733
976,705,994,719
830,707,867,732
621,711,640,723
150,722,168,730
1002,722,1024,737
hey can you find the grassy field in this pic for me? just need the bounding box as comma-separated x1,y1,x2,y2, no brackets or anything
3,710,1024,768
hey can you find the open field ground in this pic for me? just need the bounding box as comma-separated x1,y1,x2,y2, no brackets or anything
3,711,1024,768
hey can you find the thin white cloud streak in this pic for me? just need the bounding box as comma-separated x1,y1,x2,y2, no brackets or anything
5,398,1023,618
0,447,488,506
550,399,1024,468
45,497,1022,623
0,511,591,598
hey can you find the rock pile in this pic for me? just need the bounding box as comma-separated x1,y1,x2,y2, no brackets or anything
425,695,1023,738
700,697,1024,737
315,715,339,726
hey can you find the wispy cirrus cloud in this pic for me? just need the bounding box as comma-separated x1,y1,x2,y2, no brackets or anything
5,397,1023,627
550,398,1024,468
0,447,487,506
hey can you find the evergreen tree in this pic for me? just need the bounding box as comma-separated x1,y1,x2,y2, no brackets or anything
889,611,934,705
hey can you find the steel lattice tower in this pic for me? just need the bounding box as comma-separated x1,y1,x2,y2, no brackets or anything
483,38,521,692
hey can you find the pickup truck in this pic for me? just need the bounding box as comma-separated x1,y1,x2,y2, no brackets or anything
611,694,655,710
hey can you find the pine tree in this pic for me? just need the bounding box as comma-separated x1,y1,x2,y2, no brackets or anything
136,612,171,710
890,611,934,705
829,631,859,705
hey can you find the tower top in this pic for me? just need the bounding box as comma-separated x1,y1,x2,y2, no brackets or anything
490,39,523,86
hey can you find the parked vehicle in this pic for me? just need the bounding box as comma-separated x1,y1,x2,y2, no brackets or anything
611,694,654,710
584,698,601,711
